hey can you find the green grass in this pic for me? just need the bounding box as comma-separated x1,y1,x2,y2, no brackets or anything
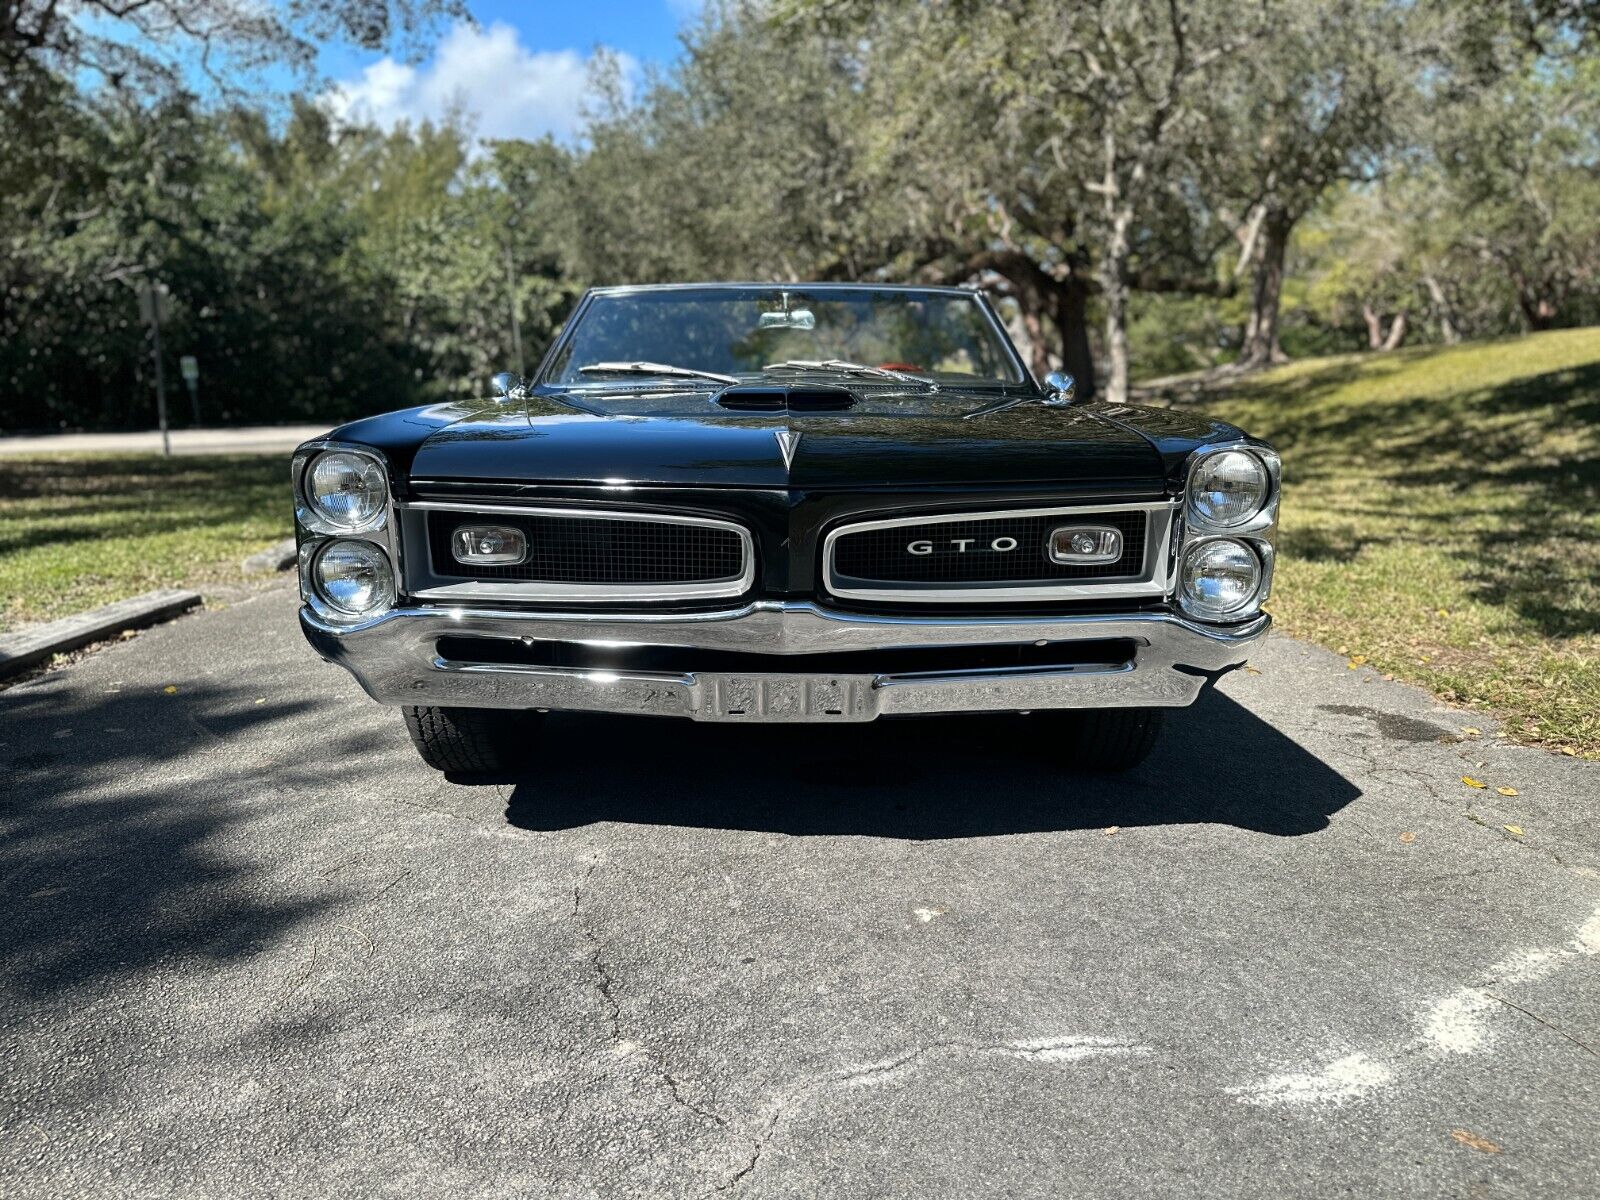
0,455,291,633
1167,327,1600,757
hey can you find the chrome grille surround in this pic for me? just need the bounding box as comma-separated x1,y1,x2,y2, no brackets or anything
397,502,755,603
822,500,1178,603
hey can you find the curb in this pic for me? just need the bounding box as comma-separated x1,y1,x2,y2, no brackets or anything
0,589,203,679
242,537,297,574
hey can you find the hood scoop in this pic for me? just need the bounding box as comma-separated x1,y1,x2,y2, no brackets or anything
715,385,856,413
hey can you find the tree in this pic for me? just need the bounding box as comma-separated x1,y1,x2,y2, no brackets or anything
1429,44,1600,332
1203,0,1410,367
1,0,463,98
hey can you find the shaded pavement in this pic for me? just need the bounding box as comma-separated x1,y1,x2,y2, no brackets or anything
1,584,1597,1197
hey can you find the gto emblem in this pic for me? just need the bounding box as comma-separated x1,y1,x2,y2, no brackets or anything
907,537,1019,555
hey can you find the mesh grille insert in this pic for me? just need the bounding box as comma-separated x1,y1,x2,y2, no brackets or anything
831,510,1148,585
427,510,746,585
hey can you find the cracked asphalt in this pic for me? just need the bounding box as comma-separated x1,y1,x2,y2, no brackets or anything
2,581,1598,1198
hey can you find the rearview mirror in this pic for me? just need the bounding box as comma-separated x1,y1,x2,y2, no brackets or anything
1043,371,1077,405
490,371,525,399
758,309,816,331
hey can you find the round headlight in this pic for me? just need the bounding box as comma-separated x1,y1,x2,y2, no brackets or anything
1189,450,1268,528
1180,538,1262,619
307,452,388,531
313,540,395,616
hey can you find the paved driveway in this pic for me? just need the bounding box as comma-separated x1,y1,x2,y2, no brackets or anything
2,584,1597,1197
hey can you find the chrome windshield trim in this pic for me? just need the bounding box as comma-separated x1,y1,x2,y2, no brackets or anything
821,500,1177,603
399,501,756,603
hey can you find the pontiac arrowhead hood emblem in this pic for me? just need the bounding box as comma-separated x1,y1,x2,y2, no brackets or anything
774,429,801,469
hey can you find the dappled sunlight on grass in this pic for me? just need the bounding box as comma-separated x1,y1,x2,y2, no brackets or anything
1167,327,1600,755
0,455,290,632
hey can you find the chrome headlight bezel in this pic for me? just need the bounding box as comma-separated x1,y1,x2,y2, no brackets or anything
1174,440,1279,624
1184,444,1280,536
306,538,397,619
1178,536,1272,621
292,440,403,625
294,446,391,536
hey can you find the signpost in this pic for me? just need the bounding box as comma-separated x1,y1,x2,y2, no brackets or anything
179,355,200,426
137,279,172,456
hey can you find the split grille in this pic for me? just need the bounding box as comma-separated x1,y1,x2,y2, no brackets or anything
426,510,746,585
829,508,1150,589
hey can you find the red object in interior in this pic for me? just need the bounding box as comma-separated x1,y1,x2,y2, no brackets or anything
877,362,924,372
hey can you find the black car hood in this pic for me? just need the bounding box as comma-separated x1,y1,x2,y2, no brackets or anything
397,383,1186,492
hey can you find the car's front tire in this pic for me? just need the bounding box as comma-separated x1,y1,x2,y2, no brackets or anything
402,705,541,775
1047,707,1165,771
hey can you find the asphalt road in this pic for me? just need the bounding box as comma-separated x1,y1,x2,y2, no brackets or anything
2,583,1597,1198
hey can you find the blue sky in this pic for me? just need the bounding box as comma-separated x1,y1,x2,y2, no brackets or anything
321,0,698,142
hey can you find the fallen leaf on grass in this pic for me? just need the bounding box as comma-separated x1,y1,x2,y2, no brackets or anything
1561,747,1577,757
1462,776,1486,789
1450,1130,1501,1154
1503,825,1524,837
1496,786,1519,797
1347,655,1367,669
1399,831,1416,844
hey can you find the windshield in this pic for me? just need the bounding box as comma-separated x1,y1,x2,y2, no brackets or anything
542,287,1025,387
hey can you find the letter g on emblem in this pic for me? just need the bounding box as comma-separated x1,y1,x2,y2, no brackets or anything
907,540,933,555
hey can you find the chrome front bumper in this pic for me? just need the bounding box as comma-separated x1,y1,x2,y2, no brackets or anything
300,601,1269,723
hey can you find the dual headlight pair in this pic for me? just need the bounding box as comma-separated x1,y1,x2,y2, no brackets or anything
1176,446,1278,622
296,449,397,619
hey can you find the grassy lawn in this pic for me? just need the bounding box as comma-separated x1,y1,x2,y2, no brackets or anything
1168,327,1600,757
0,455,291,633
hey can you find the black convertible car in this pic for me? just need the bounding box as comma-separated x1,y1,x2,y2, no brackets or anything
293,283,1278,773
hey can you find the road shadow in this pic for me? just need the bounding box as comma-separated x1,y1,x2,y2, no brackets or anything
498,688,1358,838
0,676,350,1003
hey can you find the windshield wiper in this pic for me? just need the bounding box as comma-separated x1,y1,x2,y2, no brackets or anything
579,361,739,385
764,359,939,391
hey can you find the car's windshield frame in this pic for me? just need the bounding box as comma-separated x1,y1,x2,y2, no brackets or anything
533,284,1037,393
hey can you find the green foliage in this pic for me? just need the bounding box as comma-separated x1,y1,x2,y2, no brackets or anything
0,93,578,431
2,0,1598,430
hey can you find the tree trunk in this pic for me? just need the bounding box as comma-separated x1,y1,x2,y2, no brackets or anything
1100,214,1132,405
1053,278,1096,401
1238,205,1293,368
1510,267,1560,330
1422,275,1459,344
1362,303,1383,350
1381,310,1408,351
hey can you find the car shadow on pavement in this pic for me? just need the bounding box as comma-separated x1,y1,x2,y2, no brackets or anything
0,678,349,1002
500,688,1359,839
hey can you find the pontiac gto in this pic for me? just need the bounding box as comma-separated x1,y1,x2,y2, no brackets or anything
294,283,1278,774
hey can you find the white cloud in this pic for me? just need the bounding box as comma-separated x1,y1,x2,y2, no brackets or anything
328,22,634,143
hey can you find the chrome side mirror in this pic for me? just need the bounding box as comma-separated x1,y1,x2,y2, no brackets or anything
1043,371,1077,405
490,371,525,400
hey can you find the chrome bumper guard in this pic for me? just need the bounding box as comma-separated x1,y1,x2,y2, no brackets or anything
300,602,1268,723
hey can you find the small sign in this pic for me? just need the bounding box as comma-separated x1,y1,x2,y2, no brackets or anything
137,280,170,325
179,355,199,383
